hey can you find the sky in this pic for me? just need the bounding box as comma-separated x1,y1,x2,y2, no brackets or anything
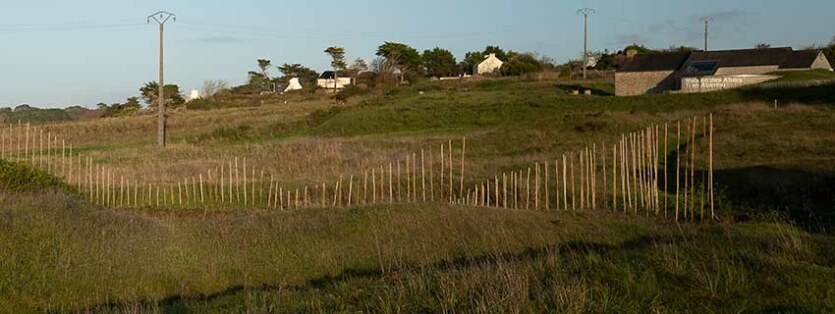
1,0,833,108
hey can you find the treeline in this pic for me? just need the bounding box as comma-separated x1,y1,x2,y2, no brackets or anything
238,43,557,93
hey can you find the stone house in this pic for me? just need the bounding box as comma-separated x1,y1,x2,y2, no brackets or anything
615,47,833,96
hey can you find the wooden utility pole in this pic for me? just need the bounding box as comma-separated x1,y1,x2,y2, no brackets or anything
148,11,175,148
577,8,596,79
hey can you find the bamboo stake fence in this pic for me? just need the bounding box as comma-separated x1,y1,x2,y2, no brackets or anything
0,116,716,221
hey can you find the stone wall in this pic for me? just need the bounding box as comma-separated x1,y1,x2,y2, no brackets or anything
615,71,677,96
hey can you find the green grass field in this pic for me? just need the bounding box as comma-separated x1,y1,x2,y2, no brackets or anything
2,77,834,312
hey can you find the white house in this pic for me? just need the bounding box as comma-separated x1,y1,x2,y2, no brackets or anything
317,71,352,90
474,53,504,75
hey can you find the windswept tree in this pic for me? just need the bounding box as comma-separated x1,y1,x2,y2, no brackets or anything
202,80,229,98
257,59,272,80
376,42,421,83
324,46,347,90
347,58,368,84
140,82,185,109
277,63,320,87
422,48,458,77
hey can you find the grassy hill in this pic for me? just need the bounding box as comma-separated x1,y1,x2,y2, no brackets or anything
2,76,834,312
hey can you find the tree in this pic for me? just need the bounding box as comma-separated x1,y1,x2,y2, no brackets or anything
422,48,458,77
257,59,272,80
324,46,347,90
755,42,771,49
99,97,142,118
140,82,185,109
623,44,655,54
460,51,485,74
376,42,421,83
500,53,544,76
483,45,509,61
277,63,320,87
347,58,368,84
202,80,229,98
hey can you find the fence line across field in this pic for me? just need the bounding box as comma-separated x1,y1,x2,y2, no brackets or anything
0,115,716,222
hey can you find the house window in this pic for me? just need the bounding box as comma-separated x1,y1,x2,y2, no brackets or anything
685,61,720,75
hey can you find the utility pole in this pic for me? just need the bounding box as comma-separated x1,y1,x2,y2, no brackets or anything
700,16,714,51
148,11,175,148
577,8,596,79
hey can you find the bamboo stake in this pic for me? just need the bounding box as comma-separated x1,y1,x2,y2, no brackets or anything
683,121,690,220
200,173,205,205
421,149,426,202
709,114,714,220
363,170,368,205
592,145,597,210
429,149,434,201
676,121,681,221
397,161,402,202
535,163,540,210
701,116,706,221
372,168,377,204
440,144,444,201
664,123,668,217
405,156,410,202
555,159,560,211
525,167,531,210
379,165,384,203
612,144,617,212
389,162,394,203
562,155,568,211
305,185,310,208
412,152,417,202
579,151,584,210
120,176,124,207
503,172,508,209
513,171,518,209
460,138,466,200
571,155,576,211
691,116,697,221
348,175,354,206
545,161,549,211
449,140,453,202
602,144,607,211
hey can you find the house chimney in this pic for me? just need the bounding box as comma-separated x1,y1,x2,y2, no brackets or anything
486,53,495,59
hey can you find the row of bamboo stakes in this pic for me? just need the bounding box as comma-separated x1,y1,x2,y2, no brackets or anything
0,115,714,222
462,115,715,221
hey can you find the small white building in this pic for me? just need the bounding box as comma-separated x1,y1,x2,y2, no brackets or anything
317,71,352,90
188,89,200,101
277,77,303,93
474,53,504,75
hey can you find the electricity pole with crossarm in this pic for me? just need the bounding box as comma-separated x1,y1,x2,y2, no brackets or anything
147,11,175,148
577,8,596,79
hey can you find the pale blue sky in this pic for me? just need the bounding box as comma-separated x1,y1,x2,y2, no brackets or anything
1,0,833,108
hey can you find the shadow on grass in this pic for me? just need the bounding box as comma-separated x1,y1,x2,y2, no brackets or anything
736,83,835,106
556,84,615,96
73,234,676,313
661,141,835,233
